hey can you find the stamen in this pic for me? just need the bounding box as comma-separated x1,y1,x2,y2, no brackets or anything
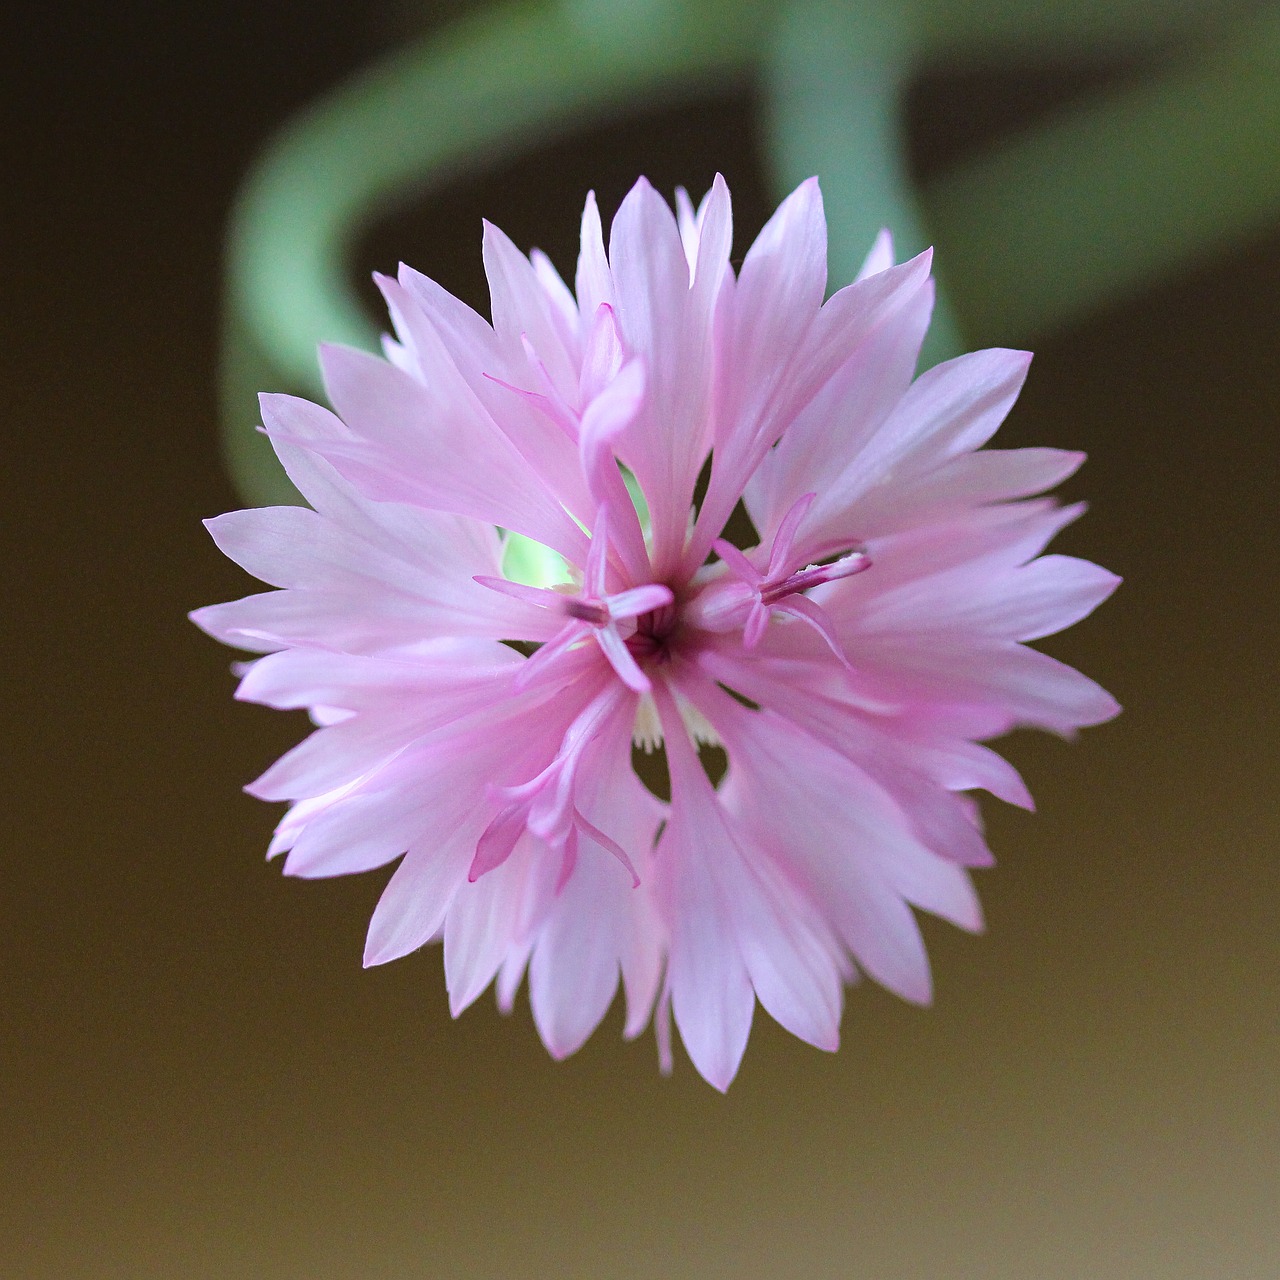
563,598,610,626
474,503,673,693
686,491,870,669
471,686,639,888
758,548,870,605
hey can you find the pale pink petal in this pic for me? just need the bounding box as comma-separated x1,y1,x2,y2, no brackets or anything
609,177,726,575
381,273,592,516
444,837,557,1015
845,447,1085,535
657,683,843,1082
530,707,665,1045
844,552,1119,644
916,738,1034,810
201,506,553,646
365,830,477,967
673,186,699,269
744,276,933,537
313,345,588,561
246,711,424,801
529,248,581,350
730,178,827,401
578,302,624,405
285,790,422,879
705,693,957,1003
688,173,733,302
810,348,1032,536
495,942,531,1014
574,190,614,321
483,220,579,404
528,846,631,1059
690,249,934,569
855,228,895,280
697,647,998,866
993,554,1122,641
851,637,1122,735
529,924,620,1059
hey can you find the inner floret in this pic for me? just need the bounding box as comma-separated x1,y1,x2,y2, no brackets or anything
477,502,672,692
685,492,870,669
486,481,873,714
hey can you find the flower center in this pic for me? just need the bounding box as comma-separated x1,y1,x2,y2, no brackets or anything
626,597,680,665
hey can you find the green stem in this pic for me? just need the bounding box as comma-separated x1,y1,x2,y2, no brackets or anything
921,4,1280,342
763,0,963,368
221,0,1280,504
222,0,764,504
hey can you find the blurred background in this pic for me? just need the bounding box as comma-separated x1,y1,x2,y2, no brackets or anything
4,1,1278,1276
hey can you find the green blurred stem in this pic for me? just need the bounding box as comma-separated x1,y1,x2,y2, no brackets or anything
764,0,963,368
223,0,1280,504
223,0,762,504
921,4,1280,340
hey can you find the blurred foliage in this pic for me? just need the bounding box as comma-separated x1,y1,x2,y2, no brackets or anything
222,0,1280,504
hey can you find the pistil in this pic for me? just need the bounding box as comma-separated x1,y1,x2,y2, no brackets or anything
476,503,672,692
687,492,869,665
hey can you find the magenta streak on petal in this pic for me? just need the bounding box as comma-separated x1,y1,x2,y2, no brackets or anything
470,683,639,887
481,371,579,442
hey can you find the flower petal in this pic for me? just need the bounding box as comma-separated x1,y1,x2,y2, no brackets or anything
609,177,728,575
312,345,588,561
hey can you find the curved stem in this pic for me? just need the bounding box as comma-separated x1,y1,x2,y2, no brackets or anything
763,0,962,368
221,0,764,504
222,0,1280,507
920,4,1280,342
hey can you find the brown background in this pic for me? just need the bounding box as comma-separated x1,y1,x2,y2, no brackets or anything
4,3,1278,1276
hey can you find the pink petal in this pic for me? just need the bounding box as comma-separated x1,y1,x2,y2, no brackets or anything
997,554,1122,641
673,186,699,269
528,849,629,1059
285,791,419,879
382,273,591,516
443,838,557,1015
201,503,552,646
855,228,895,280
608,177,722,575
315,344,588,561
656,683,844,1081
578,302,624,405
574,190,614,321
483,219,579,404
819,347,1033,521
529,248,581,349
690,249,934,570
850,448,1086,535
365,832,476,968
744,276,933,539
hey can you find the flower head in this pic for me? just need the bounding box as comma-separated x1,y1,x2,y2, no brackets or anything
192,176,1119,1089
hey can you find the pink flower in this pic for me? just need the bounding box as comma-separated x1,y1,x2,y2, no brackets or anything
192,176,1119,1090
